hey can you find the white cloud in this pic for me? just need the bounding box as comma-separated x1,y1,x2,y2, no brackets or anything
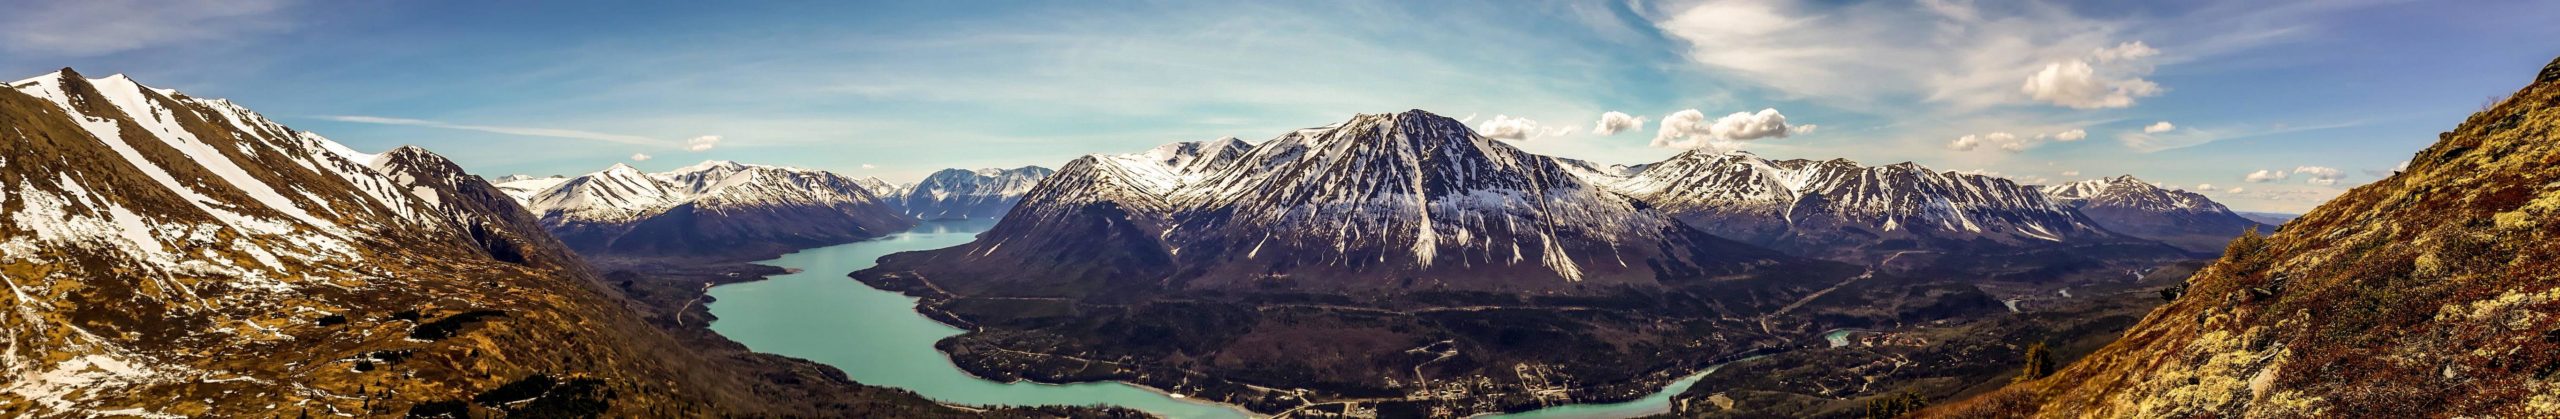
1459,113,1478,124
1948,135,1981,151
320,115,667,146
2021,57,2162,109
2226,187,2245,194
1653,108,1791,149
1479,115,1546,141
685,135,723,152
2092,41,2161,62
1789,124,1819,135
2195,183,2217,192
1950,128,2082,153
2053,129,2087,141
1648,0,2160,110
630,153,653,162
0,0,295,56
861,163,878,169
2061,170,2081,177
2143,121,2176,133
1594,111,1646,135
2293,165,2343,185
2244,169,2289,183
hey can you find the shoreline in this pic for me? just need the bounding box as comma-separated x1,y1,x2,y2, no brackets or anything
702,231,1270,419
854,280,1274,418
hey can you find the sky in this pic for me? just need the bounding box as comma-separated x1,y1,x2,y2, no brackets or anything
4,0,2555,213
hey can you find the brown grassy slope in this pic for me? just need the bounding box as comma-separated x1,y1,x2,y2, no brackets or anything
1923,55,2560,418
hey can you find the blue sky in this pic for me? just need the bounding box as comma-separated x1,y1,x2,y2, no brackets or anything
5,0,2555,212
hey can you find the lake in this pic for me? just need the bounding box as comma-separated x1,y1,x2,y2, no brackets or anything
708,220,1734,418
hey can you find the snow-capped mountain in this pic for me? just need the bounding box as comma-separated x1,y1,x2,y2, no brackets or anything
885,166,1053,220
516,160,913,260
889,110,1797,295
1603,150,2135,262
494,174,568,201
2043,175,2272,253
0,68,731,415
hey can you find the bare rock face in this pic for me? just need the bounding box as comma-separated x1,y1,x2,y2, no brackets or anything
1930,54,2560,418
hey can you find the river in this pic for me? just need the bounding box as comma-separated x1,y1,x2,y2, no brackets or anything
707,220,1737,418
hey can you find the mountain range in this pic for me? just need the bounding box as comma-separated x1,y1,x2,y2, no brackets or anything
498,163,1052,261
1602,150,2150,263
884,110,2237,298
874,166,1054,220
891,110,1804,296
500,161,913,261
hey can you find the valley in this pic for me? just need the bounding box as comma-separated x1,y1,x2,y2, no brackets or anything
5,2,2546,418
843,110,2217,417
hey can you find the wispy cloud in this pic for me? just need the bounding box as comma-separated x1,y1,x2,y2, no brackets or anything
317,115,668,147
0,0,297,56
2119,120,2363,153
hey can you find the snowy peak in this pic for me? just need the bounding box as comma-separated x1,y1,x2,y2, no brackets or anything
2039,174,2265,253
2042,174,2222,213
889,165,1054,220
1137,136,1253,176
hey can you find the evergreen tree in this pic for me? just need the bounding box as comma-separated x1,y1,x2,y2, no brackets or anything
2015,341,2055,383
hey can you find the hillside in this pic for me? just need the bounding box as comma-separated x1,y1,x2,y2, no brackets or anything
0,69,1035,417
1929,55,2560,417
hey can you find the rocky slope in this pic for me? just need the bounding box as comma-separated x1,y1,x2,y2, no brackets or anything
901,110,1797,295
884,166,1053,220
516,160,914,261
1929,55,2560,418
2044,175,2273,254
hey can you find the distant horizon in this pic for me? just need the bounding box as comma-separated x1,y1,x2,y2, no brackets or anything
9,1,2553,213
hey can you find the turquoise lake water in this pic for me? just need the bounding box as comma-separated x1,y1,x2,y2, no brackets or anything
707,220,1734,418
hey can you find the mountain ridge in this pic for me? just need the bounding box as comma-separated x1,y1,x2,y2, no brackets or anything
512,160,914,261
907,109,1801,295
